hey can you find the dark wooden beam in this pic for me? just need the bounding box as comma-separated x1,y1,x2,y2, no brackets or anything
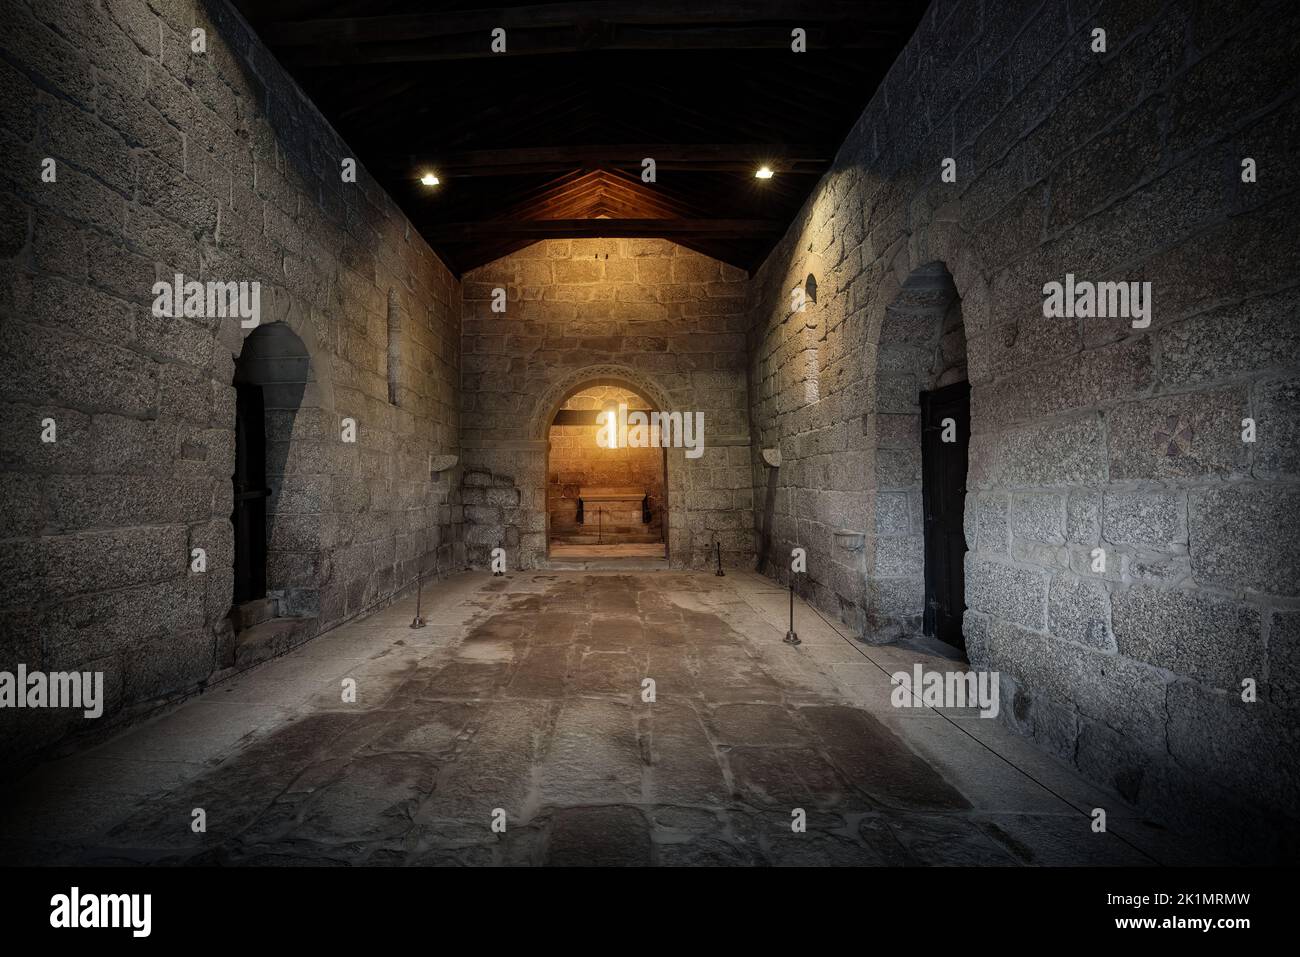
262,2,910,66
278,27,904,65
424,218,783,242
522,176,692,219
388,144,831,176
552,408,651,426
261,2,909,45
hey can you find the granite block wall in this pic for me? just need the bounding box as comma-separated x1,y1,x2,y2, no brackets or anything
748,0,1300,852
0,0,462,765
460,238,753,569
1,0,1296,857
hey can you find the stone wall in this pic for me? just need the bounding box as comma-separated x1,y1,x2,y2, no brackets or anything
0,0,462,765
460,239,752,569
3,0,1297,854
748,0,1300,853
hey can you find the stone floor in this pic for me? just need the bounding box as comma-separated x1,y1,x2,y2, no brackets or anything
0,571,1223,866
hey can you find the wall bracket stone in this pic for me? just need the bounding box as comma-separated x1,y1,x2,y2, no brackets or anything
833,529,866,552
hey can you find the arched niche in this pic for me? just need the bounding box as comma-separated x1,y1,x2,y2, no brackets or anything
231,321,321,621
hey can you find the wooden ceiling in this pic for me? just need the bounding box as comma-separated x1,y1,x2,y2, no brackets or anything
232,1,929,275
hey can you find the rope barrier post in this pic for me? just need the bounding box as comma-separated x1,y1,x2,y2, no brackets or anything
409,555,427,629
783,575,800,645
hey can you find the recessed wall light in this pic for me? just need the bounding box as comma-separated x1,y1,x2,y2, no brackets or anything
420,172,440,187
755,166,774,179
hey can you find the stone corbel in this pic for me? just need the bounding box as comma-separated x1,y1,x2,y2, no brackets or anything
761,448,782,468
833,529,865,552
429,454,458,475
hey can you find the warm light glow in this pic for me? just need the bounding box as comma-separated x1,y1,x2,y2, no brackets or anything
755,166,774,179
420,172,440,186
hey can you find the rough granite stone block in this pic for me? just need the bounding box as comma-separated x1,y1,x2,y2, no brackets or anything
1166,681,1299,814
1189,484,1300,597
1157,290,1300,388
964,556,1048,630
1102,490,1186,548
1254,378,1300,478
1112,584,1264,689
969,416,1107,488
1011,492,1065,543
1065,489,1101,545
974,493,1009,554
1106,389,1248,481
1047,574,1113,651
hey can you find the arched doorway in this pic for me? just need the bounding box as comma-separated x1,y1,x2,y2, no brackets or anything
868,261,969,647
546,383,668,560
230,322,310,627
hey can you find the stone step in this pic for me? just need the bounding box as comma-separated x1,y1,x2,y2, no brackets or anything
554,516,661,528
233,617,316,669
543,558,670,570
233,597,276,631
555,512,657,524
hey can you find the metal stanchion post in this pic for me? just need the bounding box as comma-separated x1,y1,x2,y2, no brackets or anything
783,576,800,645
410,556,427,628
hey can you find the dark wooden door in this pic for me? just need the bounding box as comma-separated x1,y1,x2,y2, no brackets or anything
920,381,970,647
232,383,268,605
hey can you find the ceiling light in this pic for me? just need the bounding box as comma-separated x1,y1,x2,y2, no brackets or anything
420,172,440,187
755,166,774,179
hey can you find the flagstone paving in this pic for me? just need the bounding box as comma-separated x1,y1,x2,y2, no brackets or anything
0,570,1228,866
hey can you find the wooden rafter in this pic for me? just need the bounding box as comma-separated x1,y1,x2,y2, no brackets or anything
422,219,784,241
385,144,831,176
231,0,929,274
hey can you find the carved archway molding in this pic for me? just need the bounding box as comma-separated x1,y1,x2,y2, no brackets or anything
799,250,827,289
856,223,990,643
530,364,675,440
531,364,682,564
231,283,336,413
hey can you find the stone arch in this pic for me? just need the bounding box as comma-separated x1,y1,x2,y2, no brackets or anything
546,382,668,556
228,283,336,413
530,364,675,441
231,321,325,620
863,260,970,644
531,364,687,564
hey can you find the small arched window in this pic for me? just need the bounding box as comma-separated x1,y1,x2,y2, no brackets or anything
386,288,400,406
805,273,818,305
